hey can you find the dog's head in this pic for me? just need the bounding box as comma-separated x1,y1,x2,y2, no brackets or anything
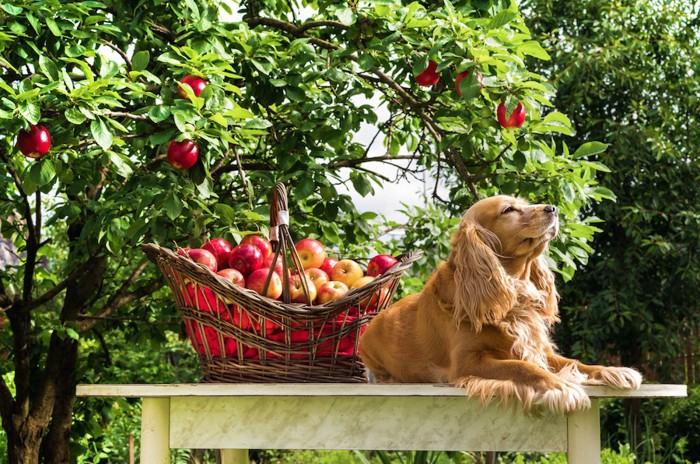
449,195,559,331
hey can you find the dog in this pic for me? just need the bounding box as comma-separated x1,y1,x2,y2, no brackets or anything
359,195,641,414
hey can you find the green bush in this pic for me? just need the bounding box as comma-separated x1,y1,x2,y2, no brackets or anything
659,386,700,462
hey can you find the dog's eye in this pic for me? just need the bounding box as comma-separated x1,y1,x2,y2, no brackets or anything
502,206,516,214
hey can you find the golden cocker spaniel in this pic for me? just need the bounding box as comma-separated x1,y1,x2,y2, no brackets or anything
359,195,641,414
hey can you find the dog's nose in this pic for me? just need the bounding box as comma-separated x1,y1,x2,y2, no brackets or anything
544,205,557,214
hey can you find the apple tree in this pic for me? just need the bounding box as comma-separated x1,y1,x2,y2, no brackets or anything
0,0,608,461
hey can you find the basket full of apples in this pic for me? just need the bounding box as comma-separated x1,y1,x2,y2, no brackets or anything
141,183,421,383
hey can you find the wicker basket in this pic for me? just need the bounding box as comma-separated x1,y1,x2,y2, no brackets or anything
142,184,421,383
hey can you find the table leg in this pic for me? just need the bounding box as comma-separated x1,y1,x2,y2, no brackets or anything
220,449,250,464
141,397,170,464
567,399,601,464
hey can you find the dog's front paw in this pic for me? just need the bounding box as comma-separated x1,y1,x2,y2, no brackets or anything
538,381,591,415
585,367,642,390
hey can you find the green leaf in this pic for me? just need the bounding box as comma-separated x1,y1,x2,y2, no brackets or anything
65,328,80,340
214,203,236,223
209,113,228,127
28,159,56,187
18,102,41,125
90,119,113,150
38,56,59,80
335,6,357,26
132,50,150,71
517,41,551,61
295,177,316,200
2,4,23,15
108,151,134,178
65,108,87,124
163,191,183,221
573,141,608,159
489,10,518,29
351,174,372,197
45,18,61,36
148,105,171,123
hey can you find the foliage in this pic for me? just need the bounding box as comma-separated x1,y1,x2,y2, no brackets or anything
0,0,609,460
521,0,700,376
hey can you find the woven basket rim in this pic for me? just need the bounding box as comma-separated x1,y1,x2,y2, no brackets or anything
142,242,422,314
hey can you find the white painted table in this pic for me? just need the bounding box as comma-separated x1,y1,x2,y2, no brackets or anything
76,383,686,464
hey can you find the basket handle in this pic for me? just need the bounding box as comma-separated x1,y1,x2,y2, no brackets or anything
263,183,314,305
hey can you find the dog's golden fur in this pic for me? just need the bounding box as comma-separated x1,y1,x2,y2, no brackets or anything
359,195,641,414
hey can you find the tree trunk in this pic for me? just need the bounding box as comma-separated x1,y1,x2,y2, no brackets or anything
40,337,79,464
6,420,43,464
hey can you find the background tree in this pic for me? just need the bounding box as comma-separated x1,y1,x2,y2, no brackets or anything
522,0,700,452
0,0,607,461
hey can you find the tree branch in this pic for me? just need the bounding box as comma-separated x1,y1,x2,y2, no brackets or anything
99,39,132,68
78,259,163,332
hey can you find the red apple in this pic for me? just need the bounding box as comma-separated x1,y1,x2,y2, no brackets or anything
228,244,263,277
216,268,244,306
319,257,338,276
17,125,51,159
240,234,272,258
304,268,329,291
177,74,207,100
316,281,349,304
497,102,526,128
167,139,199,170
183,248,217,272
262,253,285,278
184,282,225,312
216,268,245,287
455,69,483,96
246,268,283,300
294,238,326,269
415,60,440,87
367,254,399,277
202,238,233,270
351,277,390,311
288,274,317,304
330,259,364,288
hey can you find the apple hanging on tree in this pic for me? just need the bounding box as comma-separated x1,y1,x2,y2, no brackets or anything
497,102,526,129
415,60,440,87
455,69,483,97
17,125,51,159
177,74,207,100
167,139,199,170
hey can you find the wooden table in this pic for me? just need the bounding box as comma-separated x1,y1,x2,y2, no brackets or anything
76,383,686,464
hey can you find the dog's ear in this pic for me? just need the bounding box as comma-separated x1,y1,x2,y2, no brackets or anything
449,221,515,332
528,255,559,323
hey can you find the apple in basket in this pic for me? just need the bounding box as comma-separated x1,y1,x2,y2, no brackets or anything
352,276,390,311
330,259,364,288
304,267,329,291
228,244,263,277
216,269,245,304
288,274,317,304
262,253,285,278
295,238,326,269
202,238,233,270
240,234,272,258
246,268,283,300
316,281,349,304
180,248,218,272
319,257,338,276
366,254,398,277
